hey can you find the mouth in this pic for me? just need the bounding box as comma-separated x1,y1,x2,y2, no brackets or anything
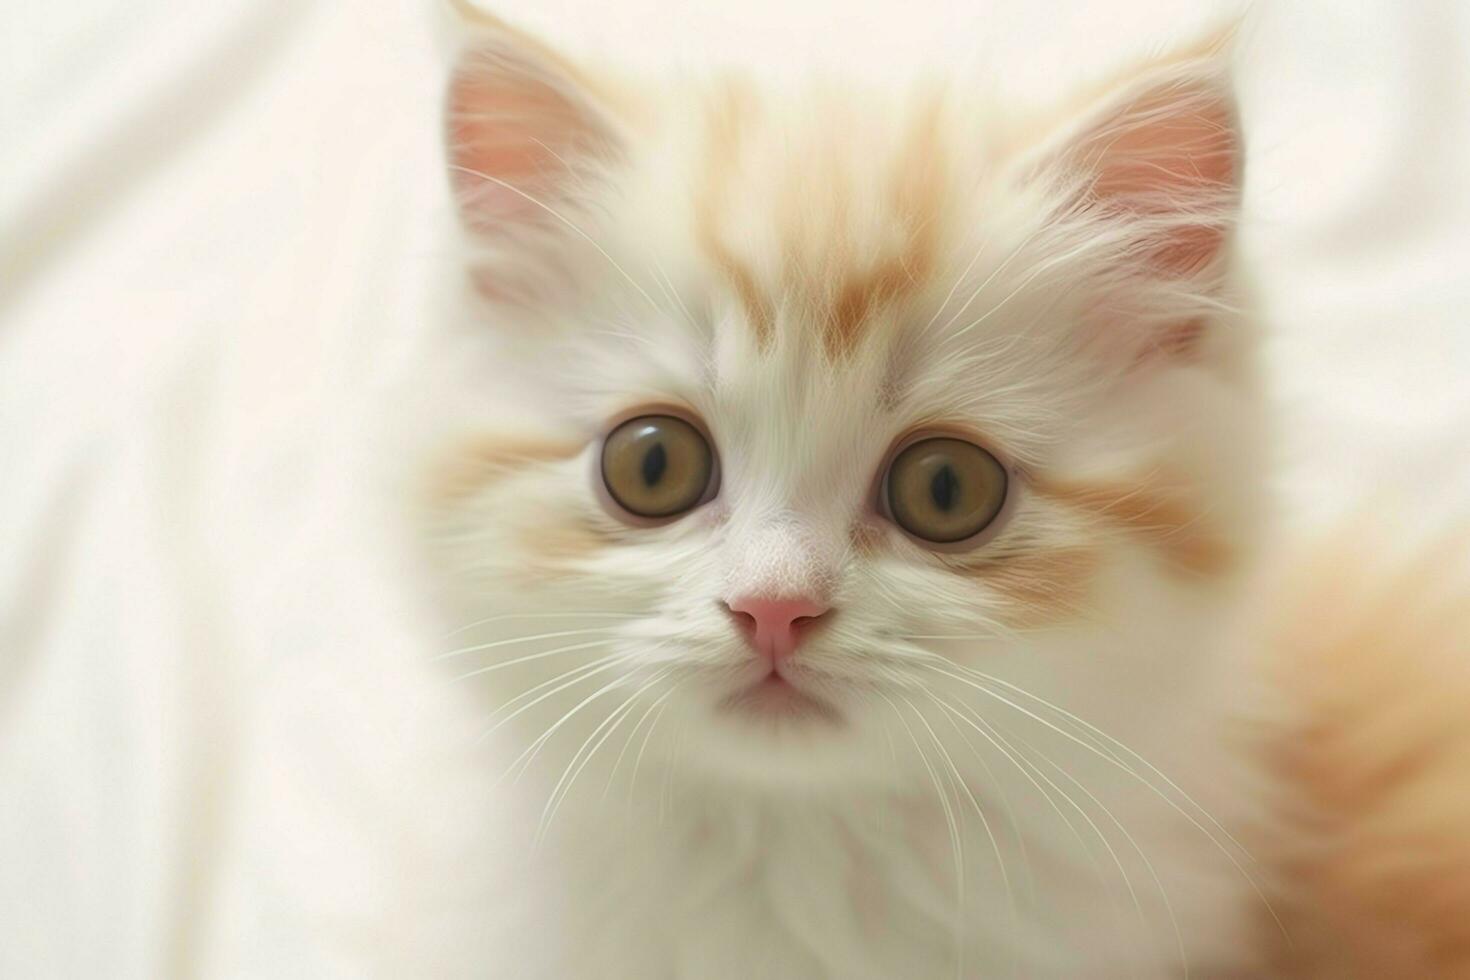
718,671,843,725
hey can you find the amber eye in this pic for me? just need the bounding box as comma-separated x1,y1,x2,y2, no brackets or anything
884,437,1007,544
601,415,716,518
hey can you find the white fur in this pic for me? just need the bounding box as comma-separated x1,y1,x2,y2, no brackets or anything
419,21,1274,978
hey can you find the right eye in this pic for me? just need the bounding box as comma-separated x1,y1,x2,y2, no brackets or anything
600,414,717,519
883,436,1008,544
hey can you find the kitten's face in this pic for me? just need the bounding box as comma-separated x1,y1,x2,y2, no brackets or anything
432,18,1257,791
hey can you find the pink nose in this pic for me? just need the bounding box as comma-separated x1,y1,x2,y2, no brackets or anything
725,596,832,666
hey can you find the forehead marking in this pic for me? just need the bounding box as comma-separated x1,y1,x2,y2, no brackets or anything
821,96,946,359
696,84,948,361
695,79,775,349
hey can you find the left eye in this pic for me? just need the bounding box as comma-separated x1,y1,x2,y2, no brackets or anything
883,437,1008,544
600,414,716,519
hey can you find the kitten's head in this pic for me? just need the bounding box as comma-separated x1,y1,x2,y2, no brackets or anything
430,12,1258,791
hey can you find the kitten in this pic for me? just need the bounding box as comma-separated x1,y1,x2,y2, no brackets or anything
423,9,1466,978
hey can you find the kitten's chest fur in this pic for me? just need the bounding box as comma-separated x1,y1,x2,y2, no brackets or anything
510,767,1267,980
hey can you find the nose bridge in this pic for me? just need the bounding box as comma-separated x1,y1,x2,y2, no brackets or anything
723,512,838,601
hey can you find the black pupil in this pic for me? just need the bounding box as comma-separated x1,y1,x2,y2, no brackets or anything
930,463,959,512
641,442,668,487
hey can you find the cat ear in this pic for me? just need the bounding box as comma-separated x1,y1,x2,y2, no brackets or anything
1025,29,1241,282
444,11,623,237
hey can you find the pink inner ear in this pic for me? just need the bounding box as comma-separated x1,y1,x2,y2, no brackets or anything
1074,78,1239,276
446,46,610,231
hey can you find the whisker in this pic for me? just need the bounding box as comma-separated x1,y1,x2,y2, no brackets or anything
535,669,675,844
903,689,1016,979
876,691,966,976
896,610,1051,649
451,638,618,682
928,689,1037,910
658,716,686,824
897,629,1040,641
932,693,1119,924
498,669,641,791
628,695,672,808
1024,733,1189,978
912,658,1286,939
939,657,1249,857
437,628,621,664
954,702,1149,973
603,687,676,800
474,653,633,744
442,611,639,639
922,657,1126,769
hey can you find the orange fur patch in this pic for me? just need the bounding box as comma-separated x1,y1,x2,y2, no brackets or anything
820,97,946,358
959,547,1100,626
427,434,585,506
695,80,775,347
1260,527,1470,977
695,84,946,358
848,520,891,559
1037,474,1232,577
514,515,612,581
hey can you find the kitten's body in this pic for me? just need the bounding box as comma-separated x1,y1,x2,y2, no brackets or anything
408,9,1465,979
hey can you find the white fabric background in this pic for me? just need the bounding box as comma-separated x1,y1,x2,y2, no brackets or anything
2,1,1467,976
